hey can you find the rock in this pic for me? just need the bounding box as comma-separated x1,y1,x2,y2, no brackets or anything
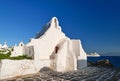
88,59,113,67
96,59,113,67
40,67,53,72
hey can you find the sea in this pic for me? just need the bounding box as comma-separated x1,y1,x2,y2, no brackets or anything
87,56,120,67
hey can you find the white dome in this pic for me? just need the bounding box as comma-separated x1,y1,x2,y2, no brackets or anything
18,41,24,46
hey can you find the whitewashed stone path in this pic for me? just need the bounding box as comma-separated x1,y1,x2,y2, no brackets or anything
1,67,120,81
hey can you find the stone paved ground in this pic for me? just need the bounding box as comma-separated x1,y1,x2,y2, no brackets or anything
1,67,120,81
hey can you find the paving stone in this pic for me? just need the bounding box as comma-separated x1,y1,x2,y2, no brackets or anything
2,67,120,81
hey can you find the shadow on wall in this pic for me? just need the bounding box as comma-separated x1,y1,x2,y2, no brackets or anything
77,60,87,69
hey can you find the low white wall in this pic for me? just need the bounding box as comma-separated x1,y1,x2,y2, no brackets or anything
71,40,80,58
0,59,37,80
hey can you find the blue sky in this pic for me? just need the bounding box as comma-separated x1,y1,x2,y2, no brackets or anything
0,0,120,55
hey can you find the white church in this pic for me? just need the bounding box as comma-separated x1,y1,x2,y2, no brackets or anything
0,17,87,79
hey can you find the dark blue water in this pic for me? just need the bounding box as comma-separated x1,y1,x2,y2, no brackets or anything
87,56,120,67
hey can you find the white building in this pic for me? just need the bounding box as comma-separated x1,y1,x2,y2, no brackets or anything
2,42,8,49
26,17,87,71
11,41,34,58
18,41,24,46
0,17,87,79
11,41,25,57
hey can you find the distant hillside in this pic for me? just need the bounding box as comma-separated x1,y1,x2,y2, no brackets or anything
101,52,120,56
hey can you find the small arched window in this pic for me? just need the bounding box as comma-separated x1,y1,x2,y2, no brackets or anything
55,46,59,54
20,44,23,46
